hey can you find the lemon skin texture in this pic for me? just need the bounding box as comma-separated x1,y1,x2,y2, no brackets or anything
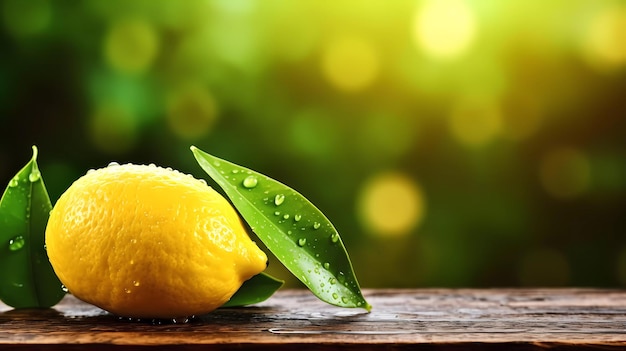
45,164,267,318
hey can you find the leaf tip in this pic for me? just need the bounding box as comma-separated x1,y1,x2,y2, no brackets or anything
31,145,38,161
190,145,205,159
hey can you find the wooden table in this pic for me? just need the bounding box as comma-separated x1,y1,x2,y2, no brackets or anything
1,289,625,350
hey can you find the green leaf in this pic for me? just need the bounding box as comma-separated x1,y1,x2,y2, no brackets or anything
0,146,66,308
222,272,284,308
191,146,371,311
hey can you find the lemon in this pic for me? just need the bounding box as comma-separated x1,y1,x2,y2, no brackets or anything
45,163,267,318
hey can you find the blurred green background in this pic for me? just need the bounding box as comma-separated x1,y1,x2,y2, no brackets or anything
1,0,625,288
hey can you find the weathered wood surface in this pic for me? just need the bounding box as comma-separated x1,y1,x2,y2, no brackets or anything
1,289,626,350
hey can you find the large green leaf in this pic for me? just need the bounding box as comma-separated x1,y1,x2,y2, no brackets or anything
222,273,284,307
191,146,371,311
0,146,66,308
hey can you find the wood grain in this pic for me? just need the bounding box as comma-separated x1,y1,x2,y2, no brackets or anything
1,289,626,350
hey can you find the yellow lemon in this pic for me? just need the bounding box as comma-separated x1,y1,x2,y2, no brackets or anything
45,163,267,319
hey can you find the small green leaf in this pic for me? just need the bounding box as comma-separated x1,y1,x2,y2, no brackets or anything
191,146,371,311
0,146,66,308
222,273,284,308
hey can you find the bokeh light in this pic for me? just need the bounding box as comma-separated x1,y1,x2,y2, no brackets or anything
166,83,218,140
357,172,425,237
591,152,626,193
104,18,160,75
581,4,626,72
2,0,51,38
89,104,138,155
321,35,379,92
413,0,477,59
539,147,591,199
448,95,502,148
500,93,543,141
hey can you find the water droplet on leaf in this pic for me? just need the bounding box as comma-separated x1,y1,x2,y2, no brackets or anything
108,161,120,167
323,262,330,270
332,293,339,299
8,177,19,187
283,214,290,219
28,169,41,182
331,233,340,243
8,236,25,251
338,272,346,284
242,175,258,188
297,238,307,246
274,194,285,206
341,296,348,303
294,214,302,222
313,222,321,230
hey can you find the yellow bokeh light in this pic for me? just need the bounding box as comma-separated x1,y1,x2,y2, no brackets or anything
449,96,502,148
104,18,160,75
413,0,477,59
539,147,591,199
581,6,626,71
321,35,379,92
166,83,218,140
89,104,137,155
357,171,425,238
